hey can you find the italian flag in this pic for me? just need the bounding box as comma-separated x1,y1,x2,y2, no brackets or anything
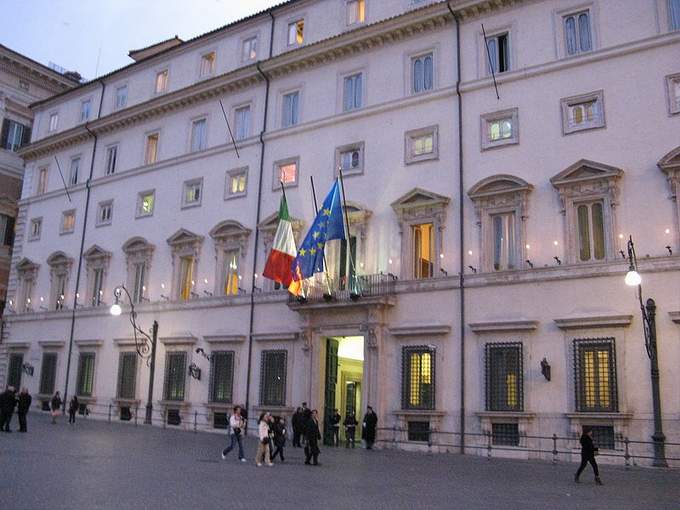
263,195,297,289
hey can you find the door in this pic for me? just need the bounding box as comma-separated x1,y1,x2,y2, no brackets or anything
323,338,339,445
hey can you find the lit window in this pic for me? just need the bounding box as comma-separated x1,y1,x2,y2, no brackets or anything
36,167,48,195
115,85,128,109
105,145,118,175
485,343,523,411
80,99,91,122
48,113,58,132
69,157,80,186
190,118,207,152
61,210,76,234
486,33,509,74
412,53,433,93
561,91,605,134
574,338,617,412
287,19,304,46
282,91,299,127
234,105,251,141
137,191,155,218
343,73,363,112
347,0,365,25
223,249,239,296
97,201,113,226
335,142,364,176
242,36,257,61
276,159,298,188
199,52,216,77
412,223,433,279
489,118,512,141
481,108,519,150
178,256,195,301
29,218,42,240
414,135,433,155
227,169,247,198
53,273,66,310
132,262,146,304
576,201,605,262
145,133,159,164
564,11,592,55
402,346,435,410
405,126,438,164
492,212,516,271
91,268,104,306
155,70,169,93
182,179,203,207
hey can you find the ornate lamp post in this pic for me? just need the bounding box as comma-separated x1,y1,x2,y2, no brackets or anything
110,286,158,425
624,236,667,467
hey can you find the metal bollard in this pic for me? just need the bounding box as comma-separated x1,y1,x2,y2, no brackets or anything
392,425,397,448
552,434,558,464
487,431,492,460
624,437,630,469
193,411,198,433
163,408,167,429
108,404,112,423
427,428,432,450
134,405,138,426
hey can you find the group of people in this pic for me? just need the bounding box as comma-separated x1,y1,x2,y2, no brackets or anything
0,386,32,432
221,403,379,467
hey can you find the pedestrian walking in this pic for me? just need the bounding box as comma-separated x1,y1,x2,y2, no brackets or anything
50,392,62,424
16,388,32,433
330,409,341,447
575,426,603,485
304,409,321,466
0,386,17,432
68,396,79,424
362,406,378,450
255,412,274,467
292,407,304,447
270,416,287,463
221,405,247,462
344,412,358,448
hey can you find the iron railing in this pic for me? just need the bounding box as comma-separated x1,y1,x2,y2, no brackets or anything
288,272,397,305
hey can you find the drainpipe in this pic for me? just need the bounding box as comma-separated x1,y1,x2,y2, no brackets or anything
62,79,105,411
447,1,466,455
244,11,275,432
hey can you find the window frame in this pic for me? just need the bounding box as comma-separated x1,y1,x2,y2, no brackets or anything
273,156,300,190
163,351,187,401
116,351,138,400
105,144,118,176
554,4,598,59
670,0,680,31
575,199,606,262
346,0,366,27
287,18,305,47
39,352,58,396
560,90,606,135
334,141,365,177
226,167,248,199
233,103,252,141
410,50,435,95
136,190,156,219
28,217,42,241
401,345,436,411
281,89,301,128
198,50,217,78
154,68,169,94
485,342,524,412
80,98,92,123
404,125,439,165
76,351,96,397
68,155,81,186
563,9,593,56
240,35,259,62
189,116,208,153
573,338,618,413
259,349,287,407
480,107,519,150
209,351,235,403
48,112,59,133
666,72,680,116
60,209,76,235
144,131,160,165
114,84,128,110
36,166,49,195
96,199,114,227
341,71,364,112
181,178,204,209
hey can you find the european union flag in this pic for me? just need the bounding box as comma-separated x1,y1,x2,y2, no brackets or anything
292,179,346,280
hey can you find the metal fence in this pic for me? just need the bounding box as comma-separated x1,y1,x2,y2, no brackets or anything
288,272,397,304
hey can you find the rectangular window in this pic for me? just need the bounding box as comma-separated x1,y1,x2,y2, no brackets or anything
91,268,104,306
485,343,523,411
405,126,438,164
347,0,365,25
234,105,251,141
282,91,299,127
61,210,75,234
105,145,118,175
276,159,298,187
115,85,128,109
412,53,434,93
402,346,435,410
49,113,58,132
137,190,155,218
227,168,247,198
287,19,304,46
666,73,680,115
163,352,187,401
80,100,91,122
69,157,80,186
564,11,592,55
242,36,258,61
1,119,29,151
39,353,58,395
76,352,96,397
0,214,14,246
37,167,48,194
199,51,216,77
222,249,239,296
260,350,287,406
144,133,159,164
190,119,207,152
53,273,66,310
576,201,605,262
29,218,42,241
488,117,513,142
486,33,509,74
182,179,203,207
343,73,363,112
155,70,169,93
335,142,364,176
132,262,146,303
117,352,137,400
574,338,618,412
561,91,605,134
672,0,680,30
492,213,516,271
97,200,113,226
178,256,195,301
588,425,616,450
412,223,433,279
407,421,430,442
210,351,234,402
7,353,23,390
492,423,520,446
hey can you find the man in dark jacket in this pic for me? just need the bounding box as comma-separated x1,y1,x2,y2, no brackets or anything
575,426,603,485
292,407,303,447
344,413,358,448
330,409,341,447
304,409,321,466
362,406,378,450
16,388,32,432
0,386,17,432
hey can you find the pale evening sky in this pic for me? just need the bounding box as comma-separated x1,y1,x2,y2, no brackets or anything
0,0,283,80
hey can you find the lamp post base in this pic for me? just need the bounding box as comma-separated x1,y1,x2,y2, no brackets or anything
652,432,668,468
144,404,153,425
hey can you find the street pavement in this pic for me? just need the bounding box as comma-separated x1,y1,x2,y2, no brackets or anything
0,412,678,510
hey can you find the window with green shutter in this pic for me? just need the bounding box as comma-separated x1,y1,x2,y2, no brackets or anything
210,351,234,403
39,353,58,395
117,352,138,400
259,350,286,406
163,352,187,401
7,353,23,389
76,352,96,396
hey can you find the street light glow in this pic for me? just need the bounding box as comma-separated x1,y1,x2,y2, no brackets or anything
625,270,641,287
110,303,122,316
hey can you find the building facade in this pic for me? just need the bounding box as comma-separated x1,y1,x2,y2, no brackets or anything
2,0,680,464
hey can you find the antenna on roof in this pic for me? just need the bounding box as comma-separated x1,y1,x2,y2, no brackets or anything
53,156,72,202
481,23,501,100
218,99,240,158
94,45,102,77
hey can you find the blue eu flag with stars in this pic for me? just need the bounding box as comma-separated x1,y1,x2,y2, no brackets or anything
292,179,346,280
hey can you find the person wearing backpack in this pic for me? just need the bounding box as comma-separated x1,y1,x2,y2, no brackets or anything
221,405,247,462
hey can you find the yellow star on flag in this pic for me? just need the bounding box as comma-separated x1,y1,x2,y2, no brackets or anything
299,248,307,256
310,247,317,255
322,208,332,216
313,231,320,239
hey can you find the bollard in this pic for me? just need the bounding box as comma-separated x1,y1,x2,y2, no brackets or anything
194,411,198,433
163,408,167,429
392,425,397,448
552,434,558,464
487,431,492,460
134,405,138,426
427,428,433,452
108,404,112,423
624,437,630,469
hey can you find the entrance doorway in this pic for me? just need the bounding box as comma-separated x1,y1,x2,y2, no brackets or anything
323,336,364,446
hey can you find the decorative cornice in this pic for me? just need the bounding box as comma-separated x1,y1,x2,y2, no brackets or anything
252,332,299,342
204,334,247,344
160,335,198,345
553,314,633,330
388,324,451,336
113,338,142,346
74,339,104,348
469,320,539,333
37,340,66,348
5,342,30,350
476,411,536,419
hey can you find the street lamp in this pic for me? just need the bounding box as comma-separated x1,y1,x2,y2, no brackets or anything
110,286,159,426
624,236,667,467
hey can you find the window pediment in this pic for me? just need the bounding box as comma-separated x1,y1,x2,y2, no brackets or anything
83,244,112,262
258,211,303,234
468,175,532,199
46,251,73,271
122,236,155,257
209,220,251,241
391,187,449,221
658,146,680,200
344,201,372,224
550,159,623,211
16,257,39,276
167,228,204,251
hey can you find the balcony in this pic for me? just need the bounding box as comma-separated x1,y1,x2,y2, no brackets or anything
288,272,397,310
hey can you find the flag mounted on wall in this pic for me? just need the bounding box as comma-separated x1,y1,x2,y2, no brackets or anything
288,179,345,296
262,194,298,287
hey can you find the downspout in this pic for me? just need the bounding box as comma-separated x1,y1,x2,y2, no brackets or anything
244,11,275,432
62,79,105,410
447,1,466,455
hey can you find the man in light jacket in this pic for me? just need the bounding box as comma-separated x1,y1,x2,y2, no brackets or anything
221,405,247,462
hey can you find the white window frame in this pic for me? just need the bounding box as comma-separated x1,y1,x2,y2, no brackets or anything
105,144,118,176
96,200,113,227
480,108,519,150
80,99,92,123
482,28,512,76
273,157,300,190
144,131,160,165
410,50,435,95
287,18,305,47
560,90,606,135
199,50,217,78
666,72,680,115
136,190,156,219
60,209,76,235
189,116,208,153
48,112,59,133
233,103,252,141
114,84,128,110
226,167,248,200
404,125,439,164
346,0,366,26
181,178,203,209
334,142,365,177
28,217,42,241
554,3,598,59
340,71,365,113
240,35,258,62
670,0,680,31
281,89,301,128
154,69,169,94
36,166,49,195
68,156,81,186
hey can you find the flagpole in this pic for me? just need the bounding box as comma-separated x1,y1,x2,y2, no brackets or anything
310,176,333,296
338,170,359,295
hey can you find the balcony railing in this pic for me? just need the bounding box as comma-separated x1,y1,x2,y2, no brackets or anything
288,272,397,305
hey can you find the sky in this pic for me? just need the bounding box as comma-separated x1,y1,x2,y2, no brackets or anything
0,0,283,80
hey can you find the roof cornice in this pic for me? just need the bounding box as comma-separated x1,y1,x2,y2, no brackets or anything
0,45,78,91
